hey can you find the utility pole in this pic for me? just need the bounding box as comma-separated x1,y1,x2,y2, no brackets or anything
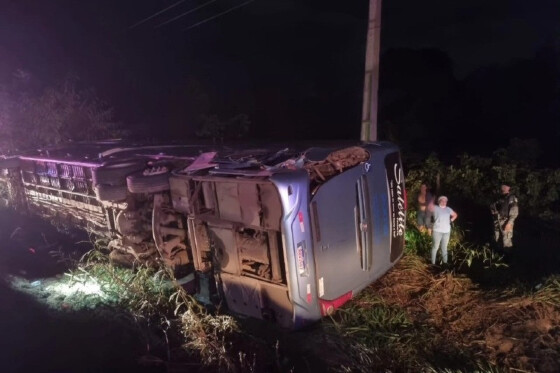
360,0,382,142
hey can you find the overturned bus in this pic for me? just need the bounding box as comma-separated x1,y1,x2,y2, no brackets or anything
0,140,406,329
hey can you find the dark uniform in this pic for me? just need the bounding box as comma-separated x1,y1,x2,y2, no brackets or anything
491,192,519,248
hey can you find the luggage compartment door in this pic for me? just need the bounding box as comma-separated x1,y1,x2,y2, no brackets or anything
310,163,373,301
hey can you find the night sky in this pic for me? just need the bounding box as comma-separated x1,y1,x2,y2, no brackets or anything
1,0,559,162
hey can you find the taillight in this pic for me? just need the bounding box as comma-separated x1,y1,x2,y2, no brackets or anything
319,291,353,316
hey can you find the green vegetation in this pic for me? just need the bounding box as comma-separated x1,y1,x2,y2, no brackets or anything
405,140,560,222
62,249,247,371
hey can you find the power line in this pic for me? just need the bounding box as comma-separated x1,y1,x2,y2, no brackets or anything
185,0,255,31
155,0,218,28
129,0,188,29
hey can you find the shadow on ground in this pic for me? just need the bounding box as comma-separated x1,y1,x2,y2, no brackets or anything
0,210,167,373
0,278,165,373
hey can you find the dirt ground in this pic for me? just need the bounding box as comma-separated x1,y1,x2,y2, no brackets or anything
370,255,560,373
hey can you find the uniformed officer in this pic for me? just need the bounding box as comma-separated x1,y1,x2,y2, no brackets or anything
490,183,519,248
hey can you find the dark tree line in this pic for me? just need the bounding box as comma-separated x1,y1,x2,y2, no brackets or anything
2,41,558,168
0,72,125,154
378,44,560,167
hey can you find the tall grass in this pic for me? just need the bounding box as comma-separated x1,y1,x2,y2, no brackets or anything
406,210,507,272
63,247,244,371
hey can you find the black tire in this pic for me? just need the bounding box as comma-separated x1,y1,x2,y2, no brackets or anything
92,160,147,186
0,157,20,169
94,184,128,202
127,169,171,193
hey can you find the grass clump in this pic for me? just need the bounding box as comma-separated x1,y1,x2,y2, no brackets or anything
65,249,176,318
532,275,560,306
324,289,494,372
60,247,247,372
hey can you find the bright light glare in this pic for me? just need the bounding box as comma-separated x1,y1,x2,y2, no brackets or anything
46,278,105,298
